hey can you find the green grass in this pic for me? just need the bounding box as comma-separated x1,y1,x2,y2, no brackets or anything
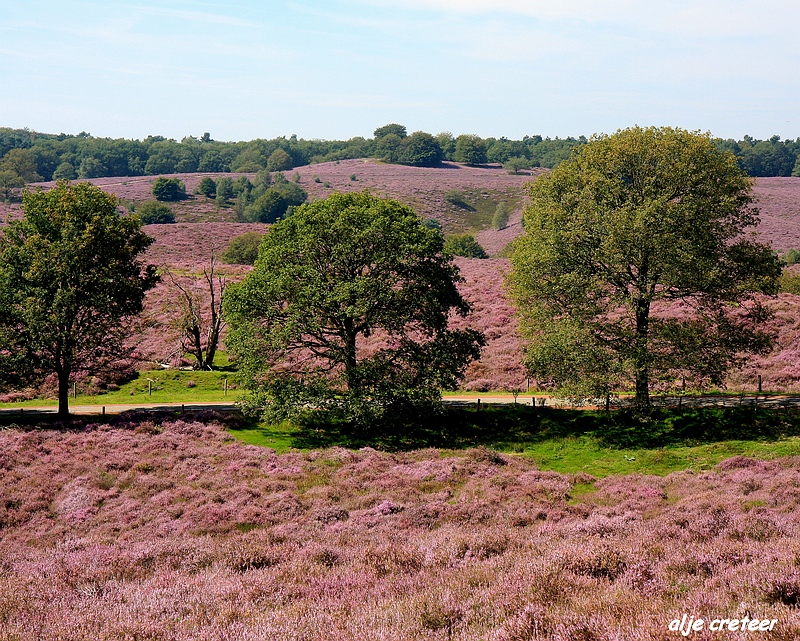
225,404,800,477
0,369,243,408
444,187,525,234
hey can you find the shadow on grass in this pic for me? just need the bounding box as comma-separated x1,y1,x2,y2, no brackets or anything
6,404,800,454
285,405,800,452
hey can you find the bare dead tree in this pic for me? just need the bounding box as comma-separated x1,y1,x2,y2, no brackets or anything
167,255,227,370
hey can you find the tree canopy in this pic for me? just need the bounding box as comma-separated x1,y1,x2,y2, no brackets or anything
509,126,781,412
0,181,157,415
152,177,186,201
224,191,484,425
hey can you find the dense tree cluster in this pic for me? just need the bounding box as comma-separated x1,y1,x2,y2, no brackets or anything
3,125,795,188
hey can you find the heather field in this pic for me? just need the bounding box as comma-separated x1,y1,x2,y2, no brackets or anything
2,412,800,640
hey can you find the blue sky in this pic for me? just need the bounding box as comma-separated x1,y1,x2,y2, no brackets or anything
1,0,798,142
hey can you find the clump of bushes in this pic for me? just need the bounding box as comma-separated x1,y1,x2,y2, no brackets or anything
152,177,186,201
444,233,488,258
782,248,800,265
137,200,175,224
222,232,264,265
196,177,216,198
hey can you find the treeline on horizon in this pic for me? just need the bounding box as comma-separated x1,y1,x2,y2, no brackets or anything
1,124,800,185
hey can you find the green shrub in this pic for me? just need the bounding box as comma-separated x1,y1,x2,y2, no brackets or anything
492,202,510,230
350,174,357,181
215,177,234,204
222,232,264,265
779,269,800,294
151,177,186,201
243,189,288,223
423,218,442,231
444,233,488,258
197,177,216,197
782,248,800,265
138,200,175,224
267,148,293,172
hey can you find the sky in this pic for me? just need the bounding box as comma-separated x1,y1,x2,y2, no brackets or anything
1,0,798,142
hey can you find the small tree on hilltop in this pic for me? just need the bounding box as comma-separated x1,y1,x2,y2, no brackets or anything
152,177,186,201
509,126,782,413
0,181,157,416
374,123,407,139
224,191,485,425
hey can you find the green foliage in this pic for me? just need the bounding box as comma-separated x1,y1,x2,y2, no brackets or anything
243,189,287,223
779,269,800,294
233,176,253,198
782,249,800,265
376,134,402,163
443,233,488,258
444,190,473,210
222,232,264,265
399,131,443,167
230,149,265,172
151,177,186,202
0,148,43,182
435,132,456,160
253,169,272,189
350,174,357,181
503,156,530,174
197,177,216,197
454,134,487,166
215,176,234,204
423,218,442,231
492,202,510,230
52,161,77,180
224,191,484,427
137,200,175,224
374,123,407,139
271,177,307,207
510,126,782,412
0,181,157,416
793,156,800,177
0,170,24,200
267,148,293,172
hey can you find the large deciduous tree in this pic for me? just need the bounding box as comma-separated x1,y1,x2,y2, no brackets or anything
0,181,158,416
224,191,484,424
509,126,781,412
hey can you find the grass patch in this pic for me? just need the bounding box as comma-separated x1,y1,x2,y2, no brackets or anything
444,187,524,233
225,405,800,477
0,369,243,408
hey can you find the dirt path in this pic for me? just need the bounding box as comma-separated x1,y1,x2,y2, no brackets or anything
4,394,800,419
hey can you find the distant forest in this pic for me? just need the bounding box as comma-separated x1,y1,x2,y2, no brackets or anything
1,124,800,184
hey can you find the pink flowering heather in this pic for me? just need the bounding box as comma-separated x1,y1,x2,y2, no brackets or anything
2,415,800,639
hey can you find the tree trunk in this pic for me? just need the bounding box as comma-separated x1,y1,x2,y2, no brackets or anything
57,364,71,418
343,325,359,394
633,297,651,413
